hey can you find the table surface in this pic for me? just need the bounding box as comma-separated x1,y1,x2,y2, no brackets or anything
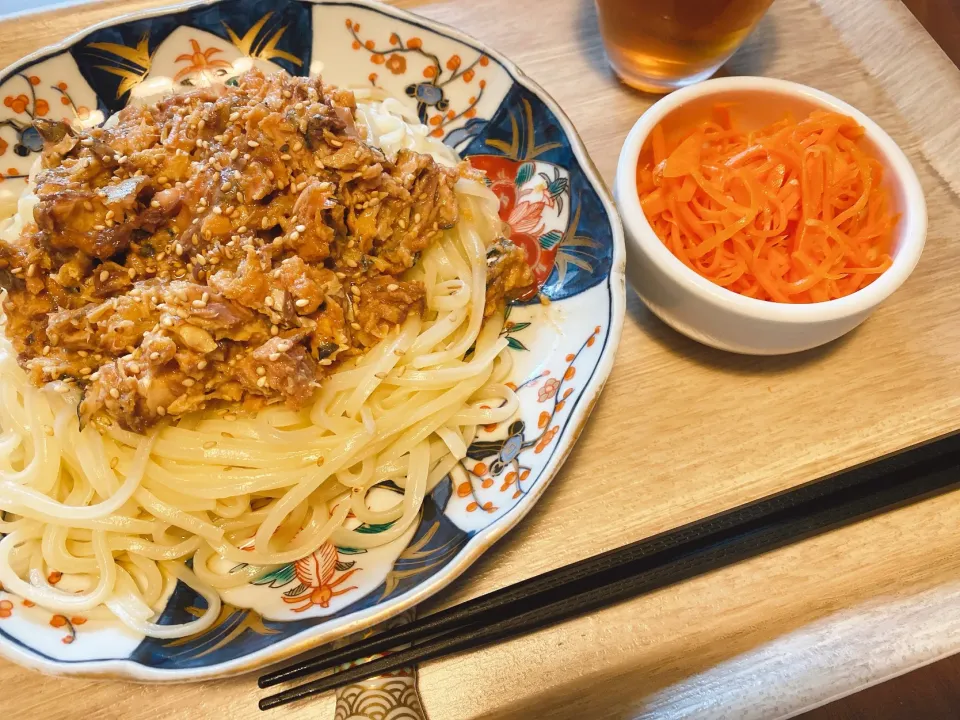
3,0,960,719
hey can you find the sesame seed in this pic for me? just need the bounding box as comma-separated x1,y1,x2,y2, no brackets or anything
292,141,303,152
346,259,358,268
151,200,160,208
350,322,361,330
192,299,206,308
248,140,260,148
157,406,166,416
213,206,223,215
80,367,92,376
42,345,50,355
295,298,309,308
195,255,207,266
277,341,291,352
350,286,361,296
264,296,274,307
270,325,279,336
289,230,300,241
280,154,291,161
99,270,109,282
229,111,240,121
105,210,115,220
268,352,280,361
161,317,175,328
128,362,140,374
150,352,160,360
256,376,267,388
175,242,184,255
237,226,247,233
221,181,232,192
26,263,36,277
128,268,136,279
256,366,266,376
110,457,119,470
202,440,215,449
387,283,399,291
109,388,120,399
295,224,306,233
183,378,195,387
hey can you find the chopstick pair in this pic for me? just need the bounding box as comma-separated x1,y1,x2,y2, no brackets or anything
258,431,960,710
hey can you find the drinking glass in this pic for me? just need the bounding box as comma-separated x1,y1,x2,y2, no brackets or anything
595,0,775,93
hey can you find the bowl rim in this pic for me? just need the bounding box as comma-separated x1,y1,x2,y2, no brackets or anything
615,76,927,324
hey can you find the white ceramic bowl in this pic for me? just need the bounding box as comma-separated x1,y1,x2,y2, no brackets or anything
615,77,927,355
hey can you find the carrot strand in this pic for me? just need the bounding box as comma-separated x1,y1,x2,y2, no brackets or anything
636,106,896,303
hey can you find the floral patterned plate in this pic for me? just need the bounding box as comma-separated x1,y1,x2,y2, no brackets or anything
0,0,625,681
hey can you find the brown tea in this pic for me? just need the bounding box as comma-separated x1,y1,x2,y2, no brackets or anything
595,0,774,92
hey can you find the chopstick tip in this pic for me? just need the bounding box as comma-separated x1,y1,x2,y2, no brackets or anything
258,694,281,711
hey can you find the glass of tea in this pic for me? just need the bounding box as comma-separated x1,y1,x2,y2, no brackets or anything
595,0,774,93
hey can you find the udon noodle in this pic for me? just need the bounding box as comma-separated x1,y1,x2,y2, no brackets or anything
0,94,517,638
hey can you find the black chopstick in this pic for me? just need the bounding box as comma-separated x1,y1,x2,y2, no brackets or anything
259,431,960,710
261,430,960,689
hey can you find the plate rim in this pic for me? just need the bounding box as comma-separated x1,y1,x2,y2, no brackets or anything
0,0,627,681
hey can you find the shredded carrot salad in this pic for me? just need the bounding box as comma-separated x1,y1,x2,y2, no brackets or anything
636,107,898,303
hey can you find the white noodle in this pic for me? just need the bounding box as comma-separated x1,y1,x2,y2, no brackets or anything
0,95,520,637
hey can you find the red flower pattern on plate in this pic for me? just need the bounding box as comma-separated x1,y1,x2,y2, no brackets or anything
468,155,568,294
538,377,560,402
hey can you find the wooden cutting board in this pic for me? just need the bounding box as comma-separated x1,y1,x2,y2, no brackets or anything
3,0,960,718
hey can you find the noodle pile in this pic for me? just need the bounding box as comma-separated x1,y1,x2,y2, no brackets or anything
0,96,516,637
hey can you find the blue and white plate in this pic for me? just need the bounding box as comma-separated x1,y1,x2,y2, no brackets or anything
0,0,625,680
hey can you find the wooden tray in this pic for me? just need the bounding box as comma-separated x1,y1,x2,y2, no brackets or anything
3,0,960,717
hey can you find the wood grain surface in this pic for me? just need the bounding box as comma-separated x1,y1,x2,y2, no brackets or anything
801,4,960,717
2,1,960,719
